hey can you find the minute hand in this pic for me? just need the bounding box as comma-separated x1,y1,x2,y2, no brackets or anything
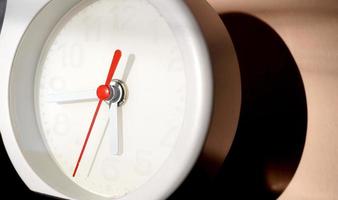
46,90,97,104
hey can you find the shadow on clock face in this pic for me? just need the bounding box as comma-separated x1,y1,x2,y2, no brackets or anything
0,11,307,200
170,12,307,200
0,0,6,33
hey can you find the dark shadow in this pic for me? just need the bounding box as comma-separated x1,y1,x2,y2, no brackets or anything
0,135,60,199
0,0,6,33
215,12,307,199
170,12,307,199
0,11,307,199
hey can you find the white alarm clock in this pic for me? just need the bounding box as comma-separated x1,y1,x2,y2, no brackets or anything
0,0,241,199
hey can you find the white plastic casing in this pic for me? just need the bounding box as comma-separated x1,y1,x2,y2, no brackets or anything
0,0,241,199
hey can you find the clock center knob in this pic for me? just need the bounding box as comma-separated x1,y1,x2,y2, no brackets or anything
96,80,128,106
97,85,111,100
107,79,128,107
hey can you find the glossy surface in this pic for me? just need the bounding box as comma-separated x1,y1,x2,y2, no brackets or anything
1,0,240,199
1,0,217,197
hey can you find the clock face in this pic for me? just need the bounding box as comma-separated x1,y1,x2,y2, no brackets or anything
36,0,186,198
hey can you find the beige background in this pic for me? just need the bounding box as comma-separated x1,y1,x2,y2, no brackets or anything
207,0,338,199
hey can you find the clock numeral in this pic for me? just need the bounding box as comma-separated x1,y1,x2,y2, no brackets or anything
50,77,66,91
62,43,84,69
101,160,119,181
160,104,185,147
85,16,102,42
134,151,152,176
53,113,70,136
161,124,180,148
110,4,136,30
167,49,183,72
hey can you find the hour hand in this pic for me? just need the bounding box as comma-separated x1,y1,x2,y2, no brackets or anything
107,103,121,155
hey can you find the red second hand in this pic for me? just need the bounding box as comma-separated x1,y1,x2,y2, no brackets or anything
72,50,122,177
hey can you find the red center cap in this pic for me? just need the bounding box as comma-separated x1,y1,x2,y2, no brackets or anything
97,85,111,100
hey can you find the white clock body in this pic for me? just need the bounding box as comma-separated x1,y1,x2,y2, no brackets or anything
0,0,241,199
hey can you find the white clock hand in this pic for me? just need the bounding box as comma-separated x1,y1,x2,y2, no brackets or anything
87,102,121,177
45,54,135,104
46,54,134,104
108,103,120,155
45,90,97,103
